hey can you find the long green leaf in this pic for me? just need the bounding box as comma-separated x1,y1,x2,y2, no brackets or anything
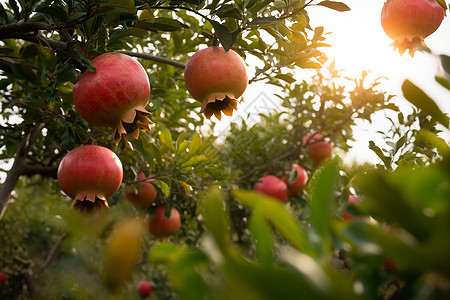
402,79,449,128
309,157,340,252
233,190,312,254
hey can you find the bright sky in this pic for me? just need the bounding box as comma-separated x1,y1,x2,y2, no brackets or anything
307,0,450,164
229,0,450,165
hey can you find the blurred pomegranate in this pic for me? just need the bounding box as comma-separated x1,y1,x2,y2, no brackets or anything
254,175,288,202
147,205,181,239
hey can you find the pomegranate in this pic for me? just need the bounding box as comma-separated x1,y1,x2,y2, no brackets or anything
124,172,158,209
302,133,333,166
282,164,308,196
147,205,181,238
184,46,248,120
253,175,288,203
57,145,123,213
342,194,360,221
0,271,7,282
137,280,153,298
381,0,445,54
73,53,153,145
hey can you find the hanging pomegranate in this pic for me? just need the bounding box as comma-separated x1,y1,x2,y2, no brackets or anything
57,145,123,213
184,46,248,120
124,172,158,209
73,53,153,145
381,0,445,54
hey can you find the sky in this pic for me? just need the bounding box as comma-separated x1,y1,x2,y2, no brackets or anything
229,0,450,165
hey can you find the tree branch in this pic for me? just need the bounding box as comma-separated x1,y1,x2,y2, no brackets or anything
40,233,68,270
0,22,53,39
117,50,186,69
0,122,45,220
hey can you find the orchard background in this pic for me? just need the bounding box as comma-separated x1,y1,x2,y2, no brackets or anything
0,0,449,299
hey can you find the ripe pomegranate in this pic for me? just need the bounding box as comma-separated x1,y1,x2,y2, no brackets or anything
73,53,153,145
57,145,123,213
147,205,181,238
124,172,158,209
0,271,7,282
253,175,288,203
282,164,308,196
381,0,444,54
302,133,333,166
137,280,153,298
342,194,360,221
184,46,248,120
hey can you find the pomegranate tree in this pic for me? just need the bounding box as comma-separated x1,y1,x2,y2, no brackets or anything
282,164,308,196
184,46,248,120
253,175,288,203
381,0,445,54
73,52,153,145
302,133,333,166
124,172,158,209
57,145,123,213
147,205,181,238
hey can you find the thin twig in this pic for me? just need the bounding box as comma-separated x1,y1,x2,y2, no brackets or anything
117,51,186,69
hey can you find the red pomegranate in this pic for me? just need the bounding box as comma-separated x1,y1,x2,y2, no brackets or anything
282,164,308,196
137,280,153,298
73,53,153,145
147,205,181,238
381,0,445,54
302,133,333,166
253,175,288,203
124,172,158,209
342,194,360,221
0,271,7,283
57,145,123,212
184,46,248,120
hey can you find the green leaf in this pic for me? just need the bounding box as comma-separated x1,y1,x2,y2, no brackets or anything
168,251,209,300
402,79,449,128
233,190,313,254
160,128,176,153
249,16,278,26
316,1,350,12
180,155,208,169
56,64,76,84
189,133,202,155
275,74,296,84
149,242,182,262
435,75,450,90
418,129,450,157
210,20,233,51
440,54,450,77
249,209,274,265
309,158,339,252
199,187,231,253
393,134,407,156
153,180,170,198
368,141,390,168
69,12,86,24
150,17,185,31
36,5,69,21
100,0,136,13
